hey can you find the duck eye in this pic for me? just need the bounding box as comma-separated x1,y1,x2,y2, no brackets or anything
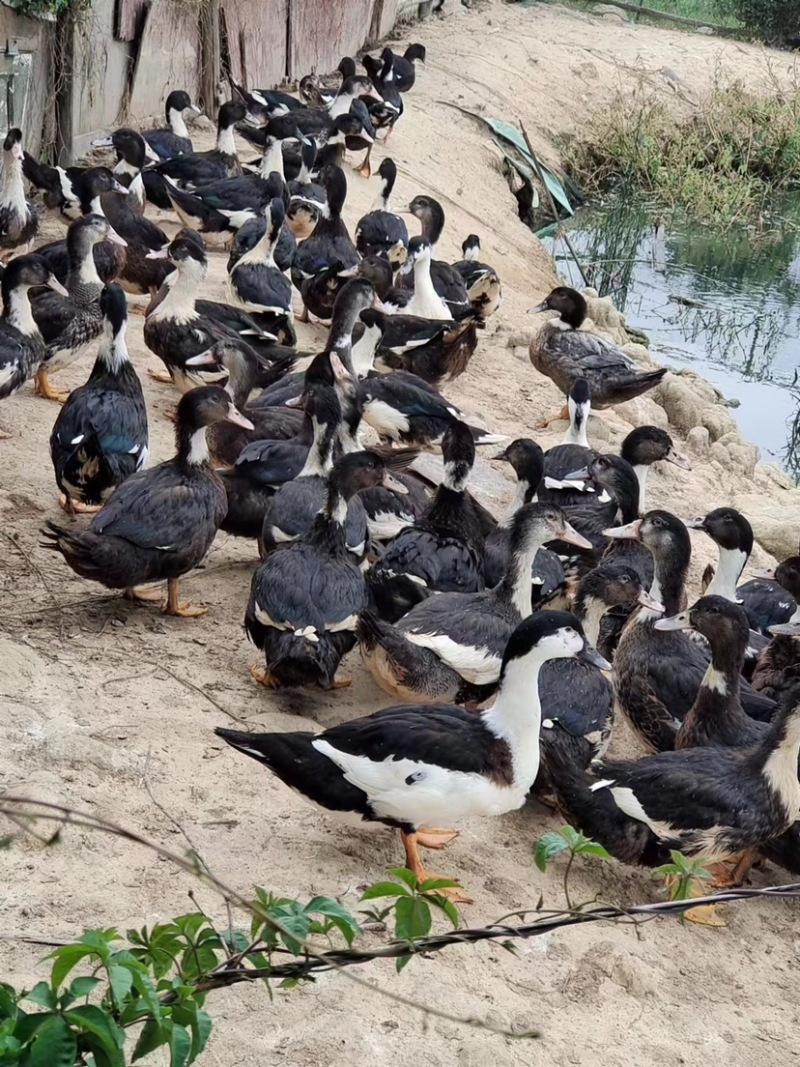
619,575,630,584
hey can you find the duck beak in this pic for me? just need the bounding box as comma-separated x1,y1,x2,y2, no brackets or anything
146,247,170,259
337,265,360,278
637,589,665,614
751,567,776,581
47,274,69,296
527,301,548,315
603,518,642,541
225,403,254,430
144,141,161,164
681,516,706,530
558,520,592,550
768,621,800,636
666,447,691,470
189,104,203,115
106,227,127,247
654,610,690,632
382,472,408,494
91,135,114,148
285,394,303,408
564,466,590,481
398,258,414,276
578,641,611,670
492,448,509,461
185,350,218,367
112,179,129,195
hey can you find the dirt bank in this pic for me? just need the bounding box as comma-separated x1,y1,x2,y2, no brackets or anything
2,3,799,1066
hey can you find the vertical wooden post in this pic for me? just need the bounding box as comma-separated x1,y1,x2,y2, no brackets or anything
201,0,221,112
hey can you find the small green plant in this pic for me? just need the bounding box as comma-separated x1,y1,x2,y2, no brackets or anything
655,850,714,918
360,868,461,972
534,826,610,908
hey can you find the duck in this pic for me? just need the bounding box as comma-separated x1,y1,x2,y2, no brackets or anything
400,196,471,316
751,555,800,702
484,439,566,604
0,255,67,427
216,611,603,902
291,164,360,320
287,140,327,239
370,309,482,385
245,450,407,690
545,677,800,922
528,287,667,418
0,128,38,259
31,215,127,403
142,90,202,160
537,378,596,506
620,425,690,510
355,158,408,265
21,155,127,223
607,510,776,753
143,233,276,391
49,283,148,513
366,420,487,622
153,100,246,187
231,78,302,118
450,235,502,319
537,562,661,788
358,503,592,705
394,237,453,320
228,197,294,342
93,174,171,297
259,382,373,561
183,343,303,465
42,386,253,616
361,52,403,151
386,43,426,93
226,211,297,276
92,127,151,213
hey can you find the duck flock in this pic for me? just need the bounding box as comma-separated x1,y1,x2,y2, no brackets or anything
2,41,800,917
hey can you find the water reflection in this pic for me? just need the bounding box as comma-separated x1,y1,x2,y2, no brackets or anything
545,196,800,480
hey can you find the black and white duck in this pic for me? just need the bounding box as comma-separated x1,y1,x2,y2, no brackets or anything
366,420,487,622
245,450,407,690
291,164,359,320
49,283,148,513
32,215,127,403
0,128,37,259
528,287,667,417
371,310,482,385
537,562,660,787
0,256,66,428
217,611,603,902
387,43,426,93
91,128,151,214
400,196,471,316
450,235,502,319
43,386,253,616
227,197,294,342
537,378,596,506
361,52,403,157
287,140,327,239
355,158,408,265
394,236,452,320
154,100,245,187
621,425,690,510
608,510,776,753
545,676,800,923
358,502,592,704
484,439,566,605
93,171,171,296
142,90,202,160
752,555,800,703
226,211,297,276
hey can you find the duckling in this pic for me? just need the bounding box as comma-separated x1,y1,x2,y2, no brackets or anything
291,164,359,320
217,611,604,902
31,215,127,403
0,128,37,260
355,158,408,266
358,503,592,704
400,196,471,316
50,283,148,513
42,386,253,616
621,425,690,511
545,679,800,919
538,563,662,787
528,287,667,418
153,100,245,187
388,43,426,93
228,198,294,341
450,235,502,319
371,310,482,385
607,511,776,753
143,90,202,160
484,439,566,603
367,421,486,622
245,450,407,689
0,255,67,429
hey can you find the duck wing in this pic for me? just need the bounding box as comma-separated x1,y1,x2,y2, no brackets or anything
143,130,193,160
397,590,507,684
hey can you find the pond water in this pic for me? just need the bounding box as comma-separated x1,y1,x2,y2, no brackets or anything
542,198,800,481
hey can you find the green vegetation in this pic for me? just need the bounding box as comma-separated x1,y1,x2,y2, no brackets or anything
565,78,800,226
715,0,800,42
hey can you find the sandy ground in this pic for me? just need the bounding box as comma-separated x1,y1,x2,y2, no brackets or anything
2,2,800,1064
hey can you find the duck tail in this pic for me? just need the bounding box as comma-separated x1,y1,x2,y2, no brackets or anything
617,366,668,403
543,745,659,867
469,426,508,447
366,570,432,624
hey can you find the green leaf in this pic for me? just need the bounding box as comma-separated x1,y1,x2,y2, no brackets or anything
533,831,570,872
0,984,19,1021
574,840,611,860
69,976,102,1001
172,1002,212,1064
28,1015,77,1067
64,1005,124,1064
267,903,311,955
395,955,412,974
23,982,56,1010
305,897,361,946
394,895,432,942
49,944,97,990
132,1019,167,1062
388,867,419,891
418,877,460,893
170,1022,192,1067
106,963,134,1006
360,881,410,901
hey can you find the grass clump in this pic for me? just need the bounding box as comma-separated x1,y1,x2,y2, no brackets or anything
565,78,800,226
